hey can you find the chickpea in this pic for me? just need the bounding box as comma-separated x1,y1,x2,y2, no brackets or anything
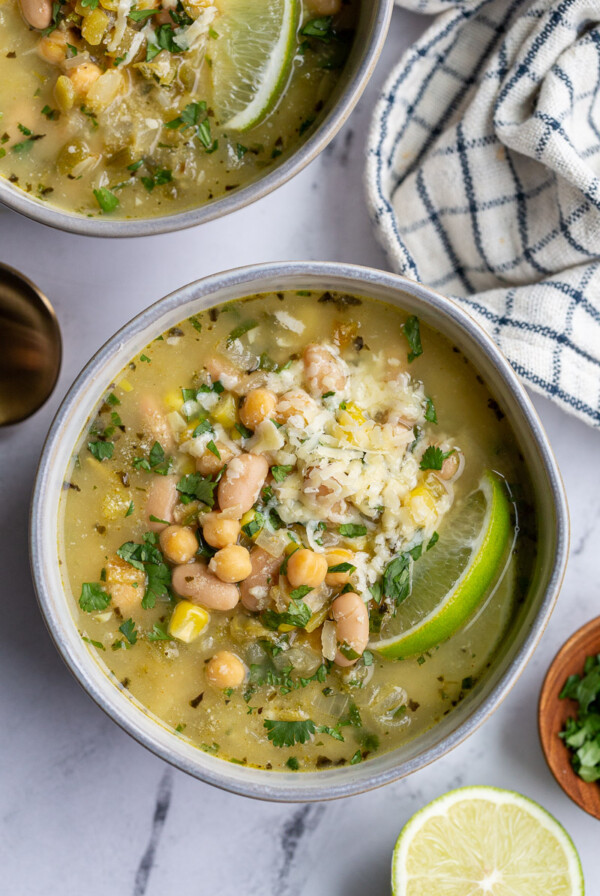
306,0,341,13
172,562,239,611
38,30,69,64
325,548,354,587
159,525,198,564
209,544,252,583
239,388,278,430
206,651,246,689
145,475,178,533
196,441,233,476
275,389,318,425
287,548,328,589
303,344,347,397
218,453,268,516
332,591,369,667
69,62,102,98
19,0,52,29
240,547,281,611
202,514,240,549
439,451,461,481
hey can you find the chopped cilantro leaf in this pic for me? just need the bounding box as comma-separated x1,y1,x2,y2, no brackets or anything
420,446,453,471
88,440,114,461
119,617,138,645
271,464,293,482
338,524,367,537
79,582,110,612
402,315,423,362
93,187,119,213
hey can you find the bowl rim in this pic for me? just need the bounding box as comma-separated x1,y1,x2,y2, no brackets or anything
0,0,393,238
30,261,570,801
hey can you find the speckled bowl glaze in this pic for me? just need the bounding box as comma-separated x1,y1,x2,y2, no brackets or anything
30,262,569,801
0,2,392,237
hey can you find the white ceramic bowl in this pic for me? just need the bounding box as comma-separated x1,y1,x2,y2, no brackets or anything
0,2,392,237
30,262,569,800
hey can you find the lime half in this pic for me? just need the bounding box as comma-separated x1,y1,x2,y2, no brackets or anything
371,471,512,658
211,0,300,131
392,786,584,896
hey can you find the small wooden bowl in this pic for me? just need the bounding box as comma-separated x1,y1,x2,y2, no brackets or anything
539,617,600,820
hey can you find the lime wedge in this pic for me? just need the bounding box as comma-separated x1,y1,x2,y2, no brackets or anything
211,0,300,132
371,471,512,658
392,786,584,896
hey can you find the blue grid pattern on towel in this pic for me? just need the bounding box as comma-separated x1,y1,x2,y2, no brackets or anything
367,0,600,428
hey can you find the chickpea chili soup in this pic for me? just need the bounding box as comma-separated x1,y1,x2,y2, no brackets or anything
61,290,536,772
0,0,357,219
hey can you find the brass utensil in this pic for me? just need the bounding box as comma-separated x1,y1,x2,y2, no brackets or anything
0,262,61,426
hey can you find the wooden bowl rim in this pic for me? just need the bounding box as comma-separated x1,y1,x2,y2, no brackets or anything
538,616,600,820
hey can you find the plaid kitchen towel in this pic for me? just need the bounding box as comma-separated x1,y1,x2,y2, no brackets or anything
367,0,600,428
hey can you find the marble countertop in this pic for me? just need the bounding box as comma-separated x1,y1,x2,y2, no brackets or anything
1,7,599,893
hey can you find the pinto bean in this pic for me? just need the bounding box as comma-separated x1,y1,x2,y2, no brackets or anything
332,591,369,667
19,0,52,30
171,562,239,611
239,547,281,611
139,394,175,452
217,453,268,516
145,475,178,533
303,344,347,397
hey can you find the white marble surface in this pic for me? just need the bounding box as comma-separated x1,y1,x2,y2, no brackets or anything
1,7,599,893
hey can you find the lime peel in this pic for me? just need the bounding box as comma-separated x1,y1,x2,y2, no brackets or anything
372,471,512,658
212,0,300,132
392,786,584,896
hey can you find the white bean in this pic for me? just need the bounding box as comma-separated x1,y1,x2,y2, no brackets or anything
217,453,268,516
145,475,178,533
332,591,369,667
19,0,52,30
172,562,239,611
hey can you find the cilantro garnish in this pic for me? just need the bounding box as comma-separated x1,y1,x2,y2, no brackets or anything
327,561,356,574
133,441,171,475
147,622,171,641
176,473,217,508
338,524,367,537
264,719,315,748
227,319,259,344
402,315,423,362
419,446,454,471
88,440,114,461
93,187,119,213
119,617,138,645
424,396,437,424
79,583,110,612
559,654,600,783
262,598,312,631
300,16,334,41
271,464,293,482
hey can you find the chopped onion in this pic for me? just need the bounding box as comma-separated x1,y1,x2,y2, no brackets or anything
255,528,289,558
321,620,337,662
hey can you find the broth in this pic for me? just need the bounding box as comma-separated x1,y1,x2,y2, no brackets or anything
60,290,536,771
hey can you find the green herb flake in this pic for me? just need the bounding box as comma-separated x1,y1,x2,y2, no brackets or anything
93,187,119,213
147,622,171,641
264,719,315,748
338,523,367,538
119,617,138,645
227,319,258,345
79,582,110,612
271,464,293,482
286,756,299,771
125,501,134,518
88,440,114,461
81,635,105,650
402,315,423,362
419,446,453,471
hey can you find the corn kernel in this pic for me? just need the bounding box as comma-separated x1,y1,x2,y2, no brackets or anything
118,378,133,392
81,8,108,43
168,600,210,643
164,389,184,411
407,484,437,525
211,393,237,428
